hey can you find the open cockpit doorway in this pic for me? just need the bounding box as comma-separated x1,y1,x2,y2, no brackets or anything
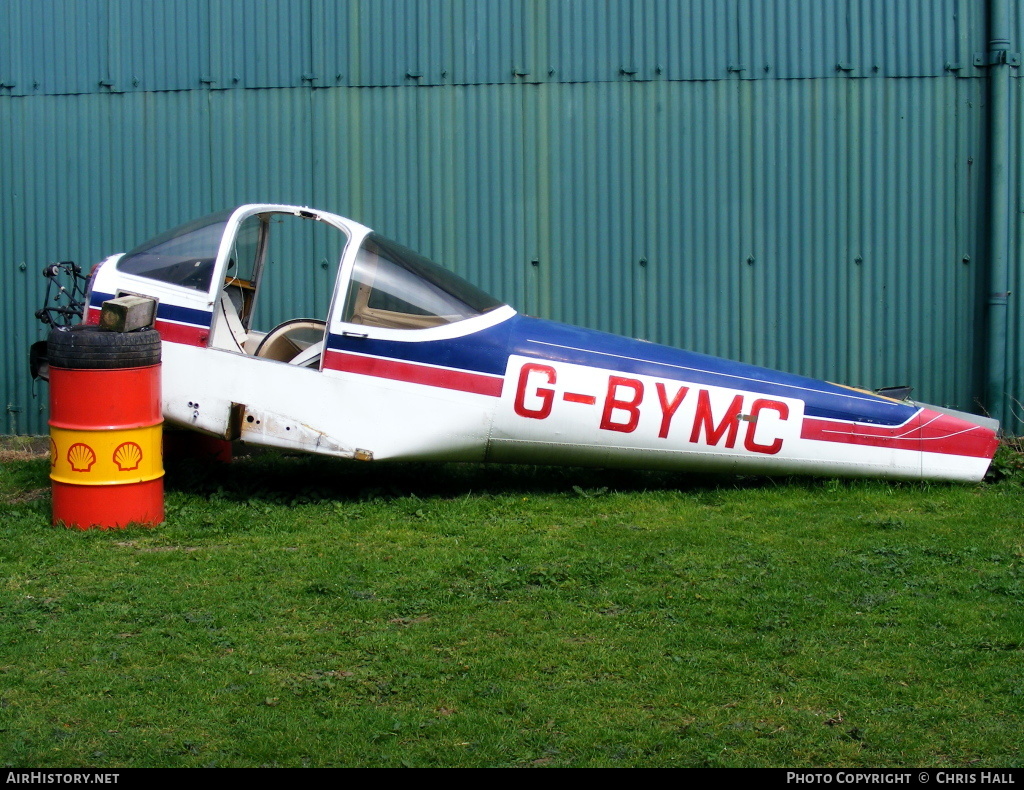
210,209,349,369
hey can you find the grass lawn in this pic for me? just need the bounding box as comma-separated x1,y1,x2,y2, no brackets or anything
1,445,1023,767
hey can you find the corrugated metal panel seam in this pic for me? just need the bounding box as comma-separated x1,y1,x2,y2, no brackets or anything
0,75,995,100
0,0,1007,96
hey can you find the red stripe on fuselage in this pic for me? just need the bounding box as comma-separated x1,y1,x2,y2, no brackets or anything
86,306,208,347
323,349,504,397
154,320,208,346
801,409,998,459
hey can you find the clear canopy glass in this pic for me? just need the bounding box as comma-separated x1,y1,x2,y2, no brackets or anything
342,233,502,329
117,210,232,292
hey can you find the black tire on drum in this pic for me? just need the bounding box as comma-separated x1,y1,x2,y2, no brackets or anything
47,325,162,370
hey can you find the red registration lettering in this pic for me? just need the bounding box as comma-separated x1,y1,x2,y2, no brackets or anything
600,376,644,433
514,363,557,419
655,383,689,439
689,390,743,448
743,399,789,455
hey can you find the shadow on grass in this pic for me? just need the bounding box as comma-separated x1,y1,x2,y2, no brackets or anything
163,449,932,506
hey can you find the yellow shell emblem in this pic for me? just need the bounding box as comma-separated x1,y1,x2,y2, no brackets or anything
49,438,57,468
67,443,97,472
112,441,144,472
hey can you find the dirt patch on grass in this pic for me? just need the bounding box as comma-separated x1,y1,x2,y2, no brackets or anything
0,449,48,463
0,436,49,461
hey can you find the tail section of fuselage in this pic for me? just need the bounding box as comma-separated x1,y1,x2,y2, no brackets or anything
486,316,998,482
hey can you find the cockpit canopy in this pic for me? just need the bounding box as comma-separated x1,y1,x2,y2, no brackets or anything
115,208,504,331
117,210,231,292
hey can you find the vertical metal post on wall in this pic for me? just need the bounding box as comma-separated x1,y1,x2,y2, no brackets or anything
985,0,1014,427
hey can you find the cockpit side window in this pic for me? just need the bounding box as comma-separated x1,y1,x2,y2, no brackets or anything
342,233,502,330
228,214,264,286
117,210,232,292
222,214,266,328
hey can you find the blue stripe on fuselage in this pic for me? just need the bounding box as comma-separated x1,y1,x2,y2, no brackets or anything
90,290,213,328
326,319,514,376
508,316,913,426
328,314,914,427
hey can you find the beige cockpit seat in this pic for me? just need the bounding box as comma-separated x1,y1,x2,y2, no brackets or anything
253,318,326,367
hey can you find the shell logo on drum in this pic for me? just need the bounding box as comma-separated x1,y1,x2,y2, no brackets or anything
112,441,144,472
67,443,97,472
50,438,57,468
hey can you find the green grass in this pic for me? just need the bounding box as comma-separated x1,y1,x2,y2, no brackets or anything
1,448,1023,767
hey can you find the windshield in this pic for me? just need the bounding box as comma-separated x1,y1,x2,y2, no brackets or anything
117,210,232,291
342,233,503,329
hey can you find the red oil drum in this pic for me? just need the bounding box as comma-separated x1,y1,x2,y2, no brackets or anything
47,326,163,529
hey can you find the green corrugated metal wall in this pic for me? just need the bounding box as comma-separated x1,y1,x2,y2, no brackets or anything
2,0,1022,435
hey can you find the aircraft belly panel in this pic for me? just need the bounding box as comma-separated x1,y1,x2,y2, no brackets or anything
161,342,496,462
320,367,497,461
